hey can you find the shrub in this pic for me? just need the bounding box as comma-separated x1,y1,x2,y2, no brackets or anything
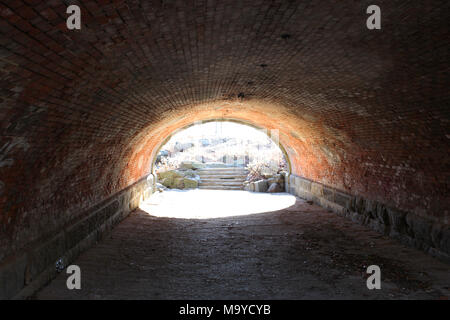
155,156,179,173
246,158,287,183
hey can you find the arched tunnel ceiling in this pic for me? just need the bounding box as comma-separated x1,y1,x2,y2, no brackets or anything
0,1,448,257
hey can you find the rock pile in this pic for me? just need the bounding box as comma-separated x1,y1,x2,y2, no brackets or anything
157,161,203,189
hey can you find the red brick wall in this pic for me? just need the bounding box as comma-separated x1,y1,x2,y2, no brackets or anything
0,1,448,262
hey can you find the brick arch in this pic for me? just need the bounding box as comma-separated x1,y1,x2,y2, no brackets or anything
121,100,342,187
0,1,449,298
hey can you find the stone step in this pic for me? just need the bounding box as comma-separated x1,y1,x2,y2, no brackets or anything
198,167,247,171
197,173,248,178
199,181,244,186
196,167,248,190
198,185,243,190
198,177,248,182
198,173,247,178
199,182,246,186
196,170,248,174
198,166,247,169
199,176,247,180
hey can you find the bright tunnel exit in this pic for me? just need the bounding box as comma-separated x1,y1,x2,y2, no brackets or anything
154,120,288,171
152,120,290,192
141,120,294,219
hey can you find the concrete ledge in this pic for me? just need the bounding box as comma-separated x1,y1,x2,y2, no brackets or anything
0,174,156,300
254,180,269,192
289,174,450,263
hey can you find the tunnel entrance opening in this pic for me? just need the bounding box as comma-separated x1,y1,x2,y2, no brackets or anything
151,120,290,191
140,120,294,219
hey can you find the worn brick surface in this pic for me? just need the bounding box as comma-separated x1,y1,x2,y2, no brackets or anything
0,1,449,270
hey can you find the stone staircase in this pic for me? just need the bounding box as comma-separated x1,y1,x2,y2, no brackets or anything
197,167,248,190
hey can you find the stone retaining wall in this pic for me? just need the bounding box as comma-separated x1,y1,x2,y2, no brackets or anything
287,174,450,263
0,175,156,300
244,173,287,193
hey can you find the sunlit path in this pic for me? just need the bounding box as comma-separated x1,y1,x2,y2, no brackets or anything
140,190,297,219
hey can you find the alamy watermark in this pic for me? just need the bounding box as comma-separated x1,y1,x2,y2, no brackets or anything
366,265,381,290
66,5,81,30
61,264,380,291
366,5,381,30
65,5,381,31
66,265,81,290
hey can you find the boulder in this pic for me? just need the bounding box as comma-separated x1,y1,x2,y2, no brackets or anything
265,174,285,185
274,174,285,184
158,170,184,188
174,142,194,152
183,177,198,189
179,160,205,170
268,182,283,193
173,177,185,189
158,169,200,189
181,169,196,177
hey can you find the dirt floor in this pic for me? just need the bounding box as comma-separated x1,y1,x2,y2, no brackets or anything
34,191,449,299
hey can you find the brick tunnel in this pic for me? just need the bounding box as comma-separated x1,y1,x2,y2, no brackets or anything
0,1,449,300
